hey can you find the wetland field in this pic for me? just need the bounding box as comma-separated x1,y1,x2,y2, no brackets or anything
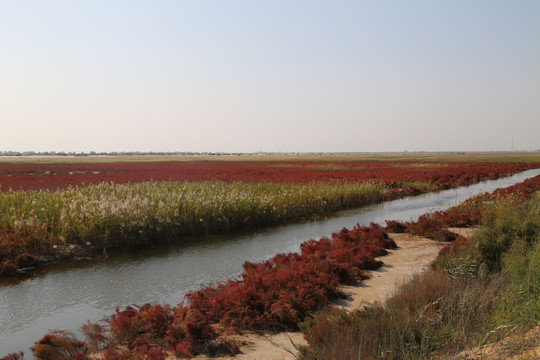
1,153,540,359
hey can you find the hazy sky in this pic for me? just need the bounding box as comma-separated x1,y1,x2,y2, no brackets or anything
1,1,539,153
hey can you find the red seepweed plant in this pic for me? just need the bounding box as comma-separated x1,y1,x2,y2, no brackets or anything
383,175,540,240
0,353,24,360
0,160,535,192
12,174,540,360
1,161,536,276
21,223,396,359
186,223,396,332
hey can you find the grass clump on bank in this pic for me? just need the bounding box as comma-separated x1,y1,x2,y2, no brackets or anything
300,179,540,360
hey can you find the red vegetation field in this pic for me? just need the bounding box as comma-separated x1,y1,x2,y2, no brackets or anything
11,224,396,360
186,223,396,333
3,173,540,359
384,174,540,240
0,161,537,191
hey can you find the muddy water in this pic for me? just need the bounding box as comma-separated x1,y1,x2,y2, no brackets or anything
1,169,539,356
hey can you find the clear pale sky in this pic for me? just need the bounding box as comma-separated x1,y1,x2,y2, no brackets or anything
1,1,539,153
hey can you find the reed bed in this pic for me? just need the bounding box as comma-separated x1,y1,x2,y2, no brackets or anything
0,180,387,273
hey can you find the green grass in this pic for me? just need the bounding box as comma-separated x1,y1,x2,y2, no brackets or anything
299,192,540,360
396,180,436,192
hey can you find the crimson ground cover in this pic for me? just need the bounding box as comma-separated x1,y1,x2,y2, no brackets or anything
19,224,396,360
0,161,537,275
0,161,537,191
384,174,540,240
3,171,540,359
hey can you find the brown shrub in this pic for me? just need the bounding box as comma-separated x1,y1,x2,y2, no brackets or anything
31,330,87,360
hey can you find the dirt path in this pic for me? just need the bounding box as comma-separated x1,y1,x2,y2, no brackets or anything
193,332,306,360
456,325,540,360
447,227,477,240
196,232,446,360
334,233,445,310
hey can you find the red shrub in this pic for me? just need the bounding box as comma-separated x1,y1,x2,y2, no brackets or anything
80,321,108,352
1,161,536,191
394,207,482,239
170,342,192,358
0,224,61,271
0,259,18,275
14,253,35,268
492,174,540,198
438,236,469,257
165,306,216,355
0,353,24,360
388,176,540,239
432,229,458,242
101,303,225,358
406,213,442,238
141,347,167,360
186,223,395,332
105,304,173,345
332,223,397,250
384,220,407,233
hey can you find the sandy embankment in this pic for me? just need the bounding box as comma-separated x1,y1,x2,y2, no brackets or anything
456,325,540,360
197,232,448,360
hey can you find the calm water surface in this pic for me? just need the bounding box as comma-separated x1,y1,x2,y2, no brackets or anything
1,169,539,356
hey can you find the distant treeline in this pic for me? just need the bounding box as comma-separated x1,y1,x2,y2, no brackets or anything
1,150,539,157
0,151,257,156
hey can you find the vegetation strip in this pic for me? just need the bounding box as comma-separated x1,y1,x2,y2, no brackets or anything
1,160,535,192
1,223,395,359
0,181,386,275
5,174,538,359
2,161,536,276
299,175,540,360
1,162,539,359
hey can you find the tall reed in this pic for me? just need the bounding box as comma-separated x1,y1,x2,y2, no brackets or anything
0,181,387,270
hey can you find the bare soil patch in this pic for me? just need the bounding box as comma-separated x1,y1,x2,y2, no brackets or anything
334,232,445,310
447,227,477,240
456,325,540,360
192,332,306,360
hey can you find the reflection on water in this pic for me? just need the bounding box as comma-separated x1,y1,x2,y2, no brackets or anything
1,169,539,356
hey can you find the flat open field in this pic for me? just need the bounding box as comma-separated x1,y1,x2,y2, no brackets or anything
21,172,540,360
1,152,540,165
1,155,540,359
1,155,538,192
0,157,538,276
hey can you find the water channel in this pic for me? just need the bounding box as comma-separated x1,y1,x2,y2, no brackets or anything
1,169,539,356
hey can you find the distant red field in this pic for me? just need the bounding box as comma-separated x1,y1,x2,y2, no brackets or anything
0,161,538,192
